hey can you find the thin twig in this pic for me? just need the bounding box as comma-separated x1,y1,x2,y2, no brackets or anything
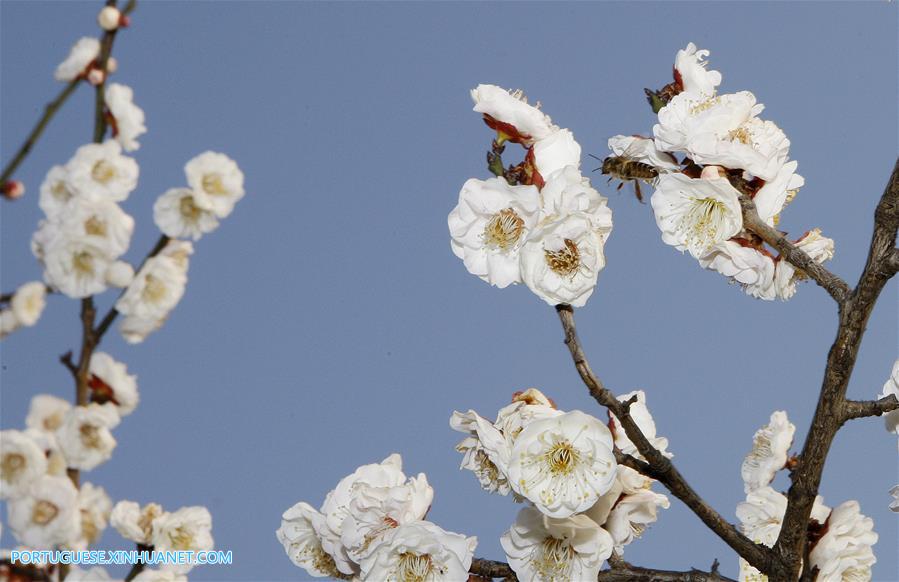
0,80,80,187
468,557,734,581
842,395,899,422
555,304,775,574
738,195,851,304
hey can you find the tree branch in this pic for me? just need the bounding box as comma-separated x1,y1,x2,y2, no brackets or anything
0,80,80,188
555,304,775,574
738,196,851,304
773,158,899,579
842,394,899,422
468,557,735,581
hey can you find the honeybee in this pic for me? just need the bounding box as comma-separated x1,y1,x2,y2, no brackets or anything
592,136,676,203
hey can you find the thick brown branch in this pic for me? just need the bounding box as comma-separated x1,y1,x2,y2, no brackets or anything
555,305,774,574
738,196,851,304
842,395,899,422
468,557,734,581
774,159,899,579
0,80,80,187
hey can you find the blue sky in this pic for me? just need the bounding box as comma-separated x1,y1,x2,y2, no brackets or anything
1,1,896,580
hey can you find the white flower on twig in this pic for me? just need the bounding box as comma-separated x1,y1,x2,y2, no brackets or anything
741,411,795,493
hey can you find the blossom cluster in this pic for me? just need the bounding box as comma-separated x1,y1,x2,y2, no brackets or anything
276,454,476,580
452,388,670,580
609,43,834,300
448,84,613,307
736,410,879,581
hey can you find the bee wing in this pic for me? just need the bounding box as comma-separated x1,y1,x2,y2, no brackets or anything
619,137,648,161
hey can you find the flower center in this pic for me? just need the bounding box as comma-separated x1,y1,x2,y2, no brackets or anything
179,195,203,222
676,197,728,251
202,173,227,196
52,181,72,202
544,239,581,277
396,552,436,582
91,160,117,184
168,526,195,551
1,452,26,480
142,274,168,304
73,251,95,276
80,424,102,449
43,414,63,432
545,441,579,475
483,208,525,250
82,510,101,544
533,537,574,581
85,216,107,236
139,504,163,539
728,126,752,145
32,500,59,525
689,95,721,115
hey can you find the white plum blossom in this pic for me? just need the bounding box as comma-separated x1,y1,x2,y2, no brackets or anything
184,151,245,219
532,129,582,178
55,37,100,81
55,403,120,471
39,165,75,219
604,488,670,553
607,135,680,171
26,394,72,434
540,166,614,242
105,83,146,152
88,352,139,416
151,506,214,573
105,260,135,288
736,487,830,582
110,500,164,545
55,197,135,258
7,474,81,548
42,237,113,298
609,390,672,460
65,141,138,202
501,506,612,582
752,160,804,226
774,229,835,300
879,359,899,447
699,239,777,300
450,410,511,495
448,177,541,288
319,454,408,575
687,117,789,182
357,520,476,582
153,187,220,241
741,411,795,493
808,501,877,581
10,281,47,327
653,91,763,158
674,43,722,98
276,501,344,578
339,473,435,564
519,214,606,307
24,428,67,477
650,173,742,258
116,252,189,343
470,84,557,145
507,410,617,518
1,430,48,499
73,482,112,549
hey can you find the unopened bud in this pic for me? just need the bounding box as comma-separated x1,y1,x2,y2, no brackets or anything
105,261,135,288
2,181,25,200
700,165,726,180
106,57,118,74
98,6,121,31
119,14,131,28
87,68,106,86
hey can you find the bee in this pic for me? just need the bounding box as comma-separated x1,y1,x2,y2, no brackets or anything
590,152,659,204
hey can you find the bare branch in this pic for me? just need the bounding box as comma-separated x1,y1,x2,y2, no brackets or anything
738,196,851,304
774,158,899,578
842,394,899,422
0,80,80,188
555,305,775,574
468,557,735,581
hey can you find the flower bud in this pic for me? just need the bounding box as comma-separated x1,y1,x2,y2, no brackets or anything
2,180,25,200
700,165,726,180
105,261,135,288
87,68,106,86
106,57,118,74
98,6,121,31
